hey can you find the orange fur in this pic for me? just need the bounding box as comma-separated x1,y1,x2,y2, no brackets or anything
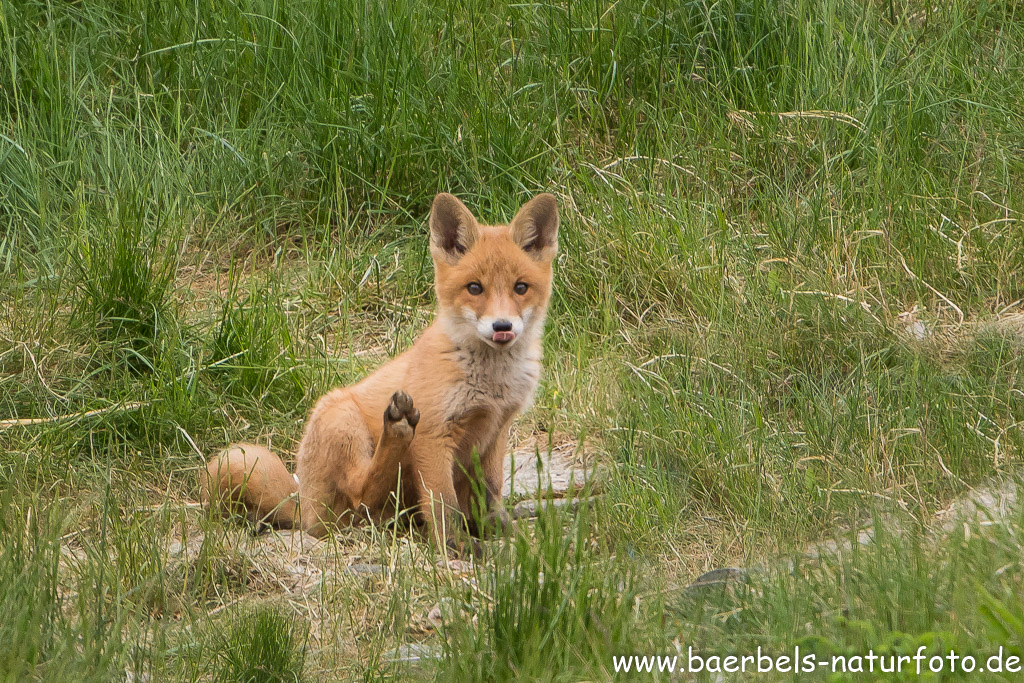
202,193,559,554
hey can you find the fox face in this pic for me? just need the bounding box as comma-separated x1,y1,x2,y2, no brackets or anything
429,194,559,350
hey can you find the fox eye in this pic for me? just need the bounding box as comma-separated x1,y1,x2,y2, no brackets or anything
514,282,528,295
467,282,483,295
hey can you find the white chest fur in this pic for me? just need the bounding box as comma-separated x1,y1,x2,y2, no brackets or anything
443,342,542,420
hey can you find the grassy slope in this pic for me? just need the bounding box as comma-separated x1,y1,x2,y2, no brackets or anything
2,0,1024,679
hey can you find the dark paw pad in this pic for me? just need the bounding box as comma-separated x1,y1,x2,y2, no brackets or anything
385,391,420,430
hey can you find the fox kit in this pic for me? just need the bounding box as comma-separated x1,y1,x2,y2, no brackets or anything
201,193,559,553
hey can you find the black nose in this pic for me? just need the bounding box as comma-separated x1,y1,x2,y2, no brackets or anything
492,320,513,332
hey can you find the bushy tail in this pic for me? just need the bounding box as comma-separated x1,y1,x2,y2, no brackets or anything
200,443,299,529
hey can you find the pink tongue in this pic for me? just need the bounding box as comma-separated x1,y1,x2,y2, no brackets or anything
492,331,515,343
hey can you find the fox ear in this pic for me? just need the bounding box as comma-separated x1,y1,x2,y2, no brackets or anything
510,193,559,260
430,193,479,262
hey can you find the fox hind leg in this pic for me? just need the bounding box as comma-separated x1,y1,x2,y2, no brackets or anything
295,395,374,537
356,391,420,520
297,391,420,537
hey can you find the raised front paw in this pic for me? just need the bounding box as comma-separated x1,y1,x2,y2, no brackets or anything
383,390,420,442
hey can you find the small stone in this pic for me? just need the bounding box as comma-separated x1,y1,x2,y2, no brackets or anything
267,530,319,554
511,495,599,519
345,563,384,576
684,567,748,596
167,533,205,559
427,603,443,629
504,440,591,497
437,558,474,574
385,643,442,663
425,597,461,630
906,321,929,340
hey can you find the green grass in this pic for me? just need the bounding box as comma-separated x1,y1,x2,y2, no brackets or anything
2,0,1024,678
664,505,1024,682
437,500,651,681
204,607,309,683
